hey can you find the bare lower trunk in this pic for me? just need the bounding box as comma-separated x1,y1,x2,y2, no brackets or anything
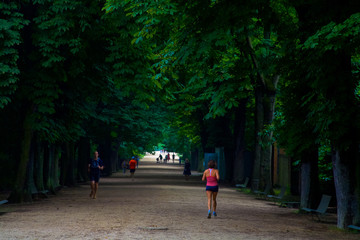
356,158,360,225
99,139,112,176
67,143,76,186
251,87,263,191
45,145,60,193
34,138,45,192
8,111,33,203
260,140,272,189
233,99,247,183
60,142,76,186
27,141,37,197
111,148,118,173
78,137,90,182
332,147,359,228
300,149,320,209
259,89,278,190
53,146,61,189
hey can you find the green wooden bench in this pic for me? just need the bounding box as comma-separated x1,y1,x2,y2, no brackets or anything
301,194,331,221
254,182,271,199
348,225,360,231
267,186,286,202
235,177,249,188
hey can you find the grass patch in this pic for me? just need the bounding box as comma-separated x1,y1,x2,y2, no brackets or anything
236,188,252,194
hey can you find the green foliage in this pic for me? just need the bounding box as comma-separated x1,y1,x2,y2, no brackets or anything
160,125,192,155
0,2,29,108
27,0,111,143
274,3,360,206
303,13,360,53
318,143,333,182
103,1,170,109
258,124,276,148
297,12,360,149
104,0,299,163
32,0,92,68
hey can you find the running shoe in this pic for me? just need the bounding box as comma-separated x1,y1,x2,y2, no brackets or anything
213,212,217,217
207,210,211,219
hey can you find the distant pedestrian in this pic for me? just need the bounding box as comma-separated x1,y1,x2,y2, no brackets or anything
159,154,163,163
122,159,127,174
136,156,139,168
88,151,104,199
129,156,137,181
202,160,219,218
172,153,175,163
183,158,191,181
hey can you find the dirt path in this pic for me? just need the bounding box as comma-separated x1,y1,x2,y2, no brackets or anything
0,153,358,240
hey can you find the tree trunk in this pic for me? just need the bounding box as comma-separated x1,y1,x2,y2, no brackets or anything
323,51,360,229
45,144,60,193
233,99,247,183
34,138,45,192
300,149,320,209
190,148,199,171
8,110,33,203
53,146,61,189
332,147,359,229
60,142,76,186
43,143,50,191
66,142,76,186
25,140,37,201
110,147,118,173
355,157,360,225
45,144,53,193
78,137,90,182
246,28,280,192
259,86,277,190
251,86,264,191
99,139,112,176
59,144,66,186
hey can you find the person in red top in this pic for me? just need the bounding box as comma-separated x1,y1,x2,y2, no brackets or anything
129,156,137,181
202,160,220,218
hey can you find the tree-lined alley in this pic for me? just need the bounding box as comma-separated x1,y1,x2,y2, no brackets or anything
1,0,360,229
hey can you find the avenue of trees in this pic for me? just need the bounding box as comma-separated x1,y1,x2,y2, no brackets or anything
1,0,360,229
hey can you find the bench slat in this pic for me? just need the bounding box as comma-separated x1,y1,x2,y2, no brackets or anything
348,225,360,231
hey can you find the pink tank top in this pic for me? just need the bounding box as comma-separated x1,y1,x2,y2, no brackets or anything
206,168,218,187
